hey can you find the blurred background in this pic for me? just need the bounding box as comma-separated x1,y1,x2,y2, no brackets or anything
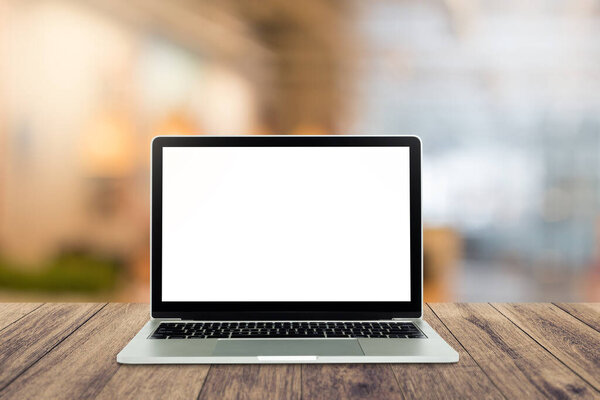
0,0,599,303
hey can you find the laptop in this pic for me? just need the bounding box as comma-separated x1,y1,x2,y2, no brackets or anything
117,135,459,363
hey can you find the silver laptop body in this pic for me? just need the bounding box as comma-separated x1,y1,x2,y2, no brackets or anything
118,135,458,364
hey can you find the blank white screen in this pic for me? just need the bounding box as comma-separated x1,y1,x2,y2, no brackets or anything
162,146,411,301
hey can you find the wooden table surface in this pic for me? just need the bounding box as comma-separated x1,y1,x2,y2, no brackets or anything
0,303,598,399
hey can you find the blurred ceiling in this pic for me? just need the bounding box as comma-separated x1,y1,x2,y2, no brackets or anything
83,0,353,133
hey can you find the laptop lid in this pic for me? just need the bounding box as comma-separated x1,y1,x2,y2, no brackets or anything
151,135,422,320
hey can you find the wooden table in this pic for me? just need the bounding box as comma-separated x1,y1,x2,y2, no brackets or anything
0,303,598,399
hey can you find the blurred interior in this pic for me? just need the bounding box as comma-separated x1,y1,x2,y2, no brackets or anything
1,0,599,303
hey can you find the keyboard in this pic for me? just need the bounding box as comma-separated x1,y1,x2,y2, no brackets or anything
149,321,426,339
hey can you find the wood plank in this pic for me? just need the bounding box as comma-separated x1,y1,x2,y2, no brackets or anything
554,303,600,332
493,303,600,390
431,303,597,399
0,303,42,331
0,303,148,399
0,303,104,391
302,364,404,399
199,364,300,400
388,305,504,399
96,365,209,400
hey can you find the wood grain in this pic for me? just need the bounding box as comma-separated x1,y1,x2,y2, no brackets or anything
96,365,209,400
431,303,597,399
493,303,600,390
389,305,504,399
198,364,301,400
0,303,598,399
0,303,147,400
0,303,42,331
302,364,403,399
0,302,104,391
554,303,600,332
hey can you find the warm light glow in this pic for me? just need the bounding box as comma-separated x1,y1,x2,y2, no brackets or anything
80,111,135,177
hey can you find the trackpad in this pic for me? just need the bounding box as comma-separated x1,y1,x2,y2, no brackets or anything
212,339,364,357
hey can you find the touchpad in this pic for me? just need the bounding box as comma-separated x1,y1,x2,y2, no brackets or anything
212,339,364,357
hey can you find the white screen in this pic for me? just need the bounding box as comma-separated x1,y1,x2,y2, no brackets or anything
161,146,412,301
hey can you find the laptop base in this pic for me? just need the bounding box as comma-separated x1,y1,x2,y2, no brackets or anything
117,319,458,364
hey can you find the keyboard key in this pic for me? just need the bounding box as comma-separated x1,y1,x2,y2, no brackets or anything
150,334,167,339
